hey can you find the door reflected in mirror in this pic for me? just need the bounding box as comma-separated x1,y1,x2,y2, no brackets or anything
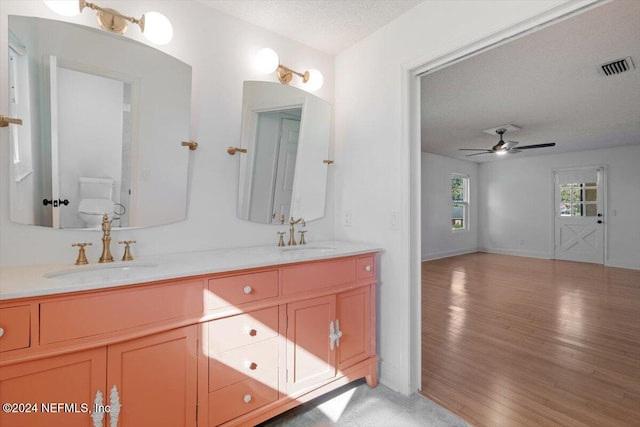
237,81,331,224
7,15,191,229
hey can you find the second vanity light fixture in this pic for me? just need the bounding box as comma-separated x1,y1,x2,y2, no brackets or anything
255,48,323,91
43,0,173,45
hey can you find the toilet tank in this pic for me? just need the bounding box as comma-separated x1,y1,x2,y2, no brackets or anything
79,177,114,199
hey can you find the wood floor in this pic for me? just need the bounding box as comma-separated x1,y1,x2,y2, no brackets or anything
420,253,640,427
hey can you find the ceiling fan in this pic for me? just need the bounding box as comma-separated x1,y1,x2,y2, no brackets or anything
459,128,556,157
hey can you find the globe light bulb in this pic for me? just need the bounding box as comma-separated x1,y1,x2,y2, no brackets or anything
43,0,81,16
305,69,324,91
143,11,173,45
255,48,280,74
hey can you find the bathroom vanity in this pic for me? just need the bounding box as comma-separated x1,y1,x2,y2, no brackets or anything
0,242,379,426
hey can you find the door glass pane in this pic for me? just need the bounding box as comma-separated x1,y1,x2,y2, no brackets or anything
584,188,597,202
585,203,597,216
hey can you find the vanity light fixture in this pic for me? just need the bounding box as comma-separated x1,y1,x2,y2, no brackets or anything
255,48,323,91
43,0,173,45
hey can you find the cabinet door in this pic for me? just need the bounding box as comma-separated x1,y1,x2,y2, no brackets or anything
286,295,336,394
337,287,371,370
107,326,198,427
0,347,106,427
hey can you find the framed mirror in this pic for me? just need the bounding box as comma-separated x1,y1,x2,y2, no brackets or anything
7,15,191,229
237,81,331,224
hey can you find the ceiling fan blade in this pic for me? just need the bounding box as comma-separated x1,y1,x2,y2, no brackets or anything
504,141,519,149
507,149,521,154
465,151,492,157
459,148,494,151
517,142,556,150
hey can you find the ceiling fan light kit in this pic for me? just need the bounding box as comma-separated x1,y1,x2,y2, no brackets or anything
460,125,556,157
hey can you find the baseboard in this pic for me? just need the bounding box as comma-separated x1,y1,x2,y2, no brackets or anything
479,247,552,260
605,259,640,271
421,248,478,262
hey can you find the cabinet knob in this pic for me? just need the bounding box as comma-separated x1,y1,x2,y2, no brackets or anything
0,327,4,338
243,285,253,294
243,394,252,404
364,265,372,272
244,361,257,370
243,326,257,337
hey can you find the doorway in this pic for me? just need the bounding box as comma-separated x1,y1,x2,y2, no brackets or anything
554,167,605,264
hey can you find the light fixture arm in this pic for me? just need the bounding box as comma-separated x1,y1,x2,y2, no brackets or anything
79,0,145,33
276,64,310,85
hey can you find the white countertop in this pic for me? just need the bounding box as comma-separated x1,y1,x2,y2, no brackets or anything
0,241,380,300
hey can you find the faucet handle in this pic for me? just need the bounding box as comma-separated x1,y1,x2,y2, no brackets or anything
277,232,286,247
118,240,136,261
298,230,307,245
72,242,92,265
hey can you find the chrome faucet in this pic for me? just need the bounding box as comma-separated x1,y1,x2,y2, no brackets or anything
99,214,114,263
288,217,305,246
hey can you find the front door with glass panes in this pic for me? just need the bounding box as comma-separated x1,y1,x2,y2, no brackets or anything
554,167,604,264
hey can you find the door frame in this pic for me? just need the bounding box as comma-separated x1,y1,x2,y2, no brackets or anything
403,1,602,393
551,165,607,264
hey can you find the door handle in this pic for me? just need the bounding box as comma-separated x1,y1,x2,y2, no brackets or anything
92,390,105,427
597,213,603,217
108,385,121,427
597,220,603,224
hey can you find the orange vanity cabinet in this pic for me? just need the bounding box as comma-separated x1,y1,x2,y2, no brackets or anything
0,326,197,427
0,251,377,427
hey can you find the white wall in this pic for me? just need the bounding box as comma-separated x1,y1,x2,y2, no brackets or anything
421,153,478,260
479,145,640,270
0,1,335,267
333,0,581,394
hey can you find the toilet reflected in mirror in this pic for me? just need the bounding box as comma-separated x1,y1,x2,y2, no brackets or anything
76,177,116,228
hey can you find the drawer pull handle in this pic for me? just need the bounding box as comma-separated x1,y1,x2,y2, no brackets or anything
243,326,258,337
243,394,252,404
243,285,253,294
244,361,258,370
364,265,372,272
0,327,4,338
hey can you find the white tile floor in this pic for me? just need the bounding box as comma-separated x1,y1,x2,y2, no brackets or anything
258,379,470,427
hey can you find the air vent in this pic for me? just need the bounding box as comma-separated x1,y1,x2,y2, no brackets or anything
599,56,635,77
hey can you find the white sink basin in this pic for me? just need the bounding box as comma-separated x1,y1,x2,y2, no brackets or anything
279,246,336,254
44,262,158,281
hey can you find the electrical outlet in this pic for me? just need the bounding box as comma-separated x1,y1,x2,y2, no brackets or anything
140,169,151,181
342,210,352,227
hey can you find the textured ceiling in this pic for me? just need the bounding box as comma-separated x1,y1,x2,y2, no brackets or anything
198,0,424,54
421,1,640,162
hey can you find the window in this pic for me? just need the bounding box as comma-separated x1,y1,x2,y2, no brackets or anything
451,175,469,230
559,182,597,217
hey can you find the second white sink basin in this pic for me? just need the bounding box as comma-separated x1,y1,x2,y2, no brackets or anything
44,262,158,281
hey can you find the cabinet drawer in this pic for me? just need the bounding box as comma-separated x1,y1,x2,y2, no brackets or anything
207,270,278,310
357,255,375,280
208,307,278,353
0,305,31,353
281,257,356,295
208,377,278,426
209,337,278,392
40,280,204,344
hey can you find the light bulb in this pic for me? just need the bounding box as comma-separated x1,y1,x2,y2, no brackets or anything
143,11,173,45
255,48,280,74
305,69,324,91
43,0,81,16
